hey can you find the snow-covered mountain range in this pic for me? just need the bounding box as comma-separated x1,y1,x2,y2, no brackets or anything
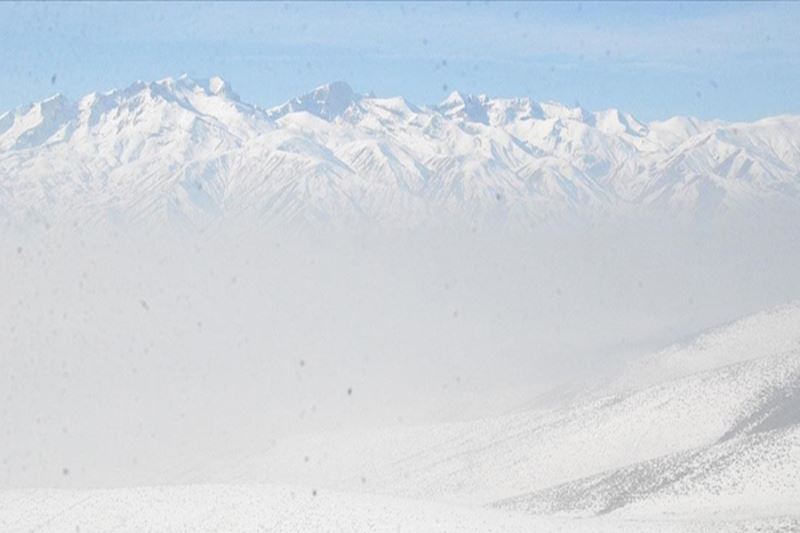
1,75,799,229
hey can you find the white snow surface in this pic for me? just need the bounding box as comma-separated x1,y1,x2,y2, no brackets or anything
4,303,796,531
3,484,797,533
1,76,800,229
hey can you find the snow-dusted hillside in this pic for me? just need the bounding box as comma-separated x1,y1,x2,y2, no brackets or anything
2,304,799,531
179,304,800,517
1,75,799,229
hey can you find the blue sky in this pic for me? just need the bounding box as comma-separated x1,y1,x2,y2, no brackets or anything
2,1,799,121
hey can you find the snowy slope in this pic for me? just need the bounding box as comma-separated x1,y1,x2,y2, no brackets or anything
497,424,800,519
490,307,800,519
1,76,799,229
1,306,798,531
184,304,800,518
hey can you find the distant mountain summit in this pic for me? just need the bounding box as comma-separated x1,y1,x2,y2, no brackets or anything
267,81,361,121
1,75,799,229
436,91,493,124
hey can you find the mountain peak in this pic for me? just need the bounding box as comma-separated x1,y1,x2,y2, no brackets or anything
198,75,239,101
268,81,361,121
207,76,228,95
441,90,467,106
436,91,491,124
151,74,240,101
314,80,355,97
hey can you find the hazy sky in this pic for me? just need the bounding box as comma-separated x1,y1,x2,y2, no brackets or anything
2,2,800,121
